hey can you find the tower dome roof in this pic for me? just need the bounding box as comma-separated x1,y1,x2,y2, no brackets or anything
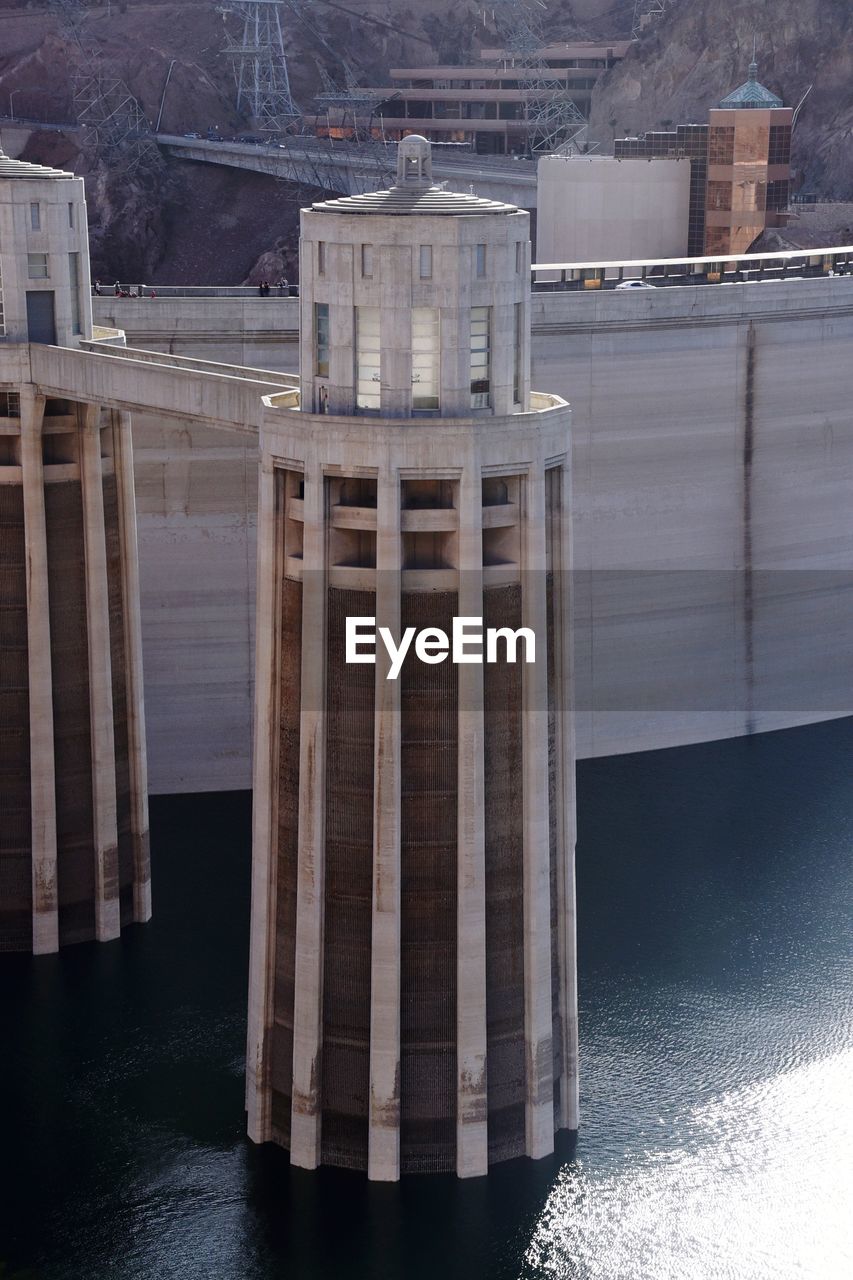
0,145,75,180
719,58,784,109
310,135,519,217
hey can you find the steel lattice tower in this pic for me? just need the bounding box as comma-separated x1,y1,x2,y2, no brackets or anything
632,0,671,39
220,0,300,133
483,0,594,154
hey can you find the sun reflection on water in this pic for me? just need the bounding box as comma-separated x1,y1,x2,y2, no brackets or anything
524,1050,853,1279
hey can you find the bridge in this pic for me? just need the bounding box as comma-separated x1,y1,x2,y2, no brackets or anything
155,133,539,209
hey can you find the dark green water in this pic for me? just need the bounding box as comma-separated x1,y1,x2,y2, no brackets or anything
2,719,851,1280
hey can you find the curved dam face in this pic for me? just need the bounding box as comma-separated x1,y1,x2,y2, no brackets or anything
98,277,853,793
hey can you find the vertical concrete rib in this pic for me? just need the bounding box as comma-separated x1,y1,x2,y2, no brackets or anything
368,466,402,1181
113,410,151,923
247,456,283,1142
19,388,58,956
521,465,555,1158
79,403,120,943
456,458,489,1177
553,463,579,1131
289,456,328,1168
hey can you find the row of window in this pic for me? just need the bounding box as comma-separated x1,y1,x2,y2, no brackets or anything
29,201,77,231
315,303,524,413
25,252,83,334
318,241,525,280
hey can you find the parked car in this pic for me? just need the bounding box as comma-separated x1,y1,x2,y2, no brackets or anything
615,278,656,290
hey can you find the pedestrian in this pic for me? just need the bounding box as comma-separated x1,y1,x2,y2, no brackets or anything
278,276,288,296
93,279,102,296
114,279,120,295
258,280,265,298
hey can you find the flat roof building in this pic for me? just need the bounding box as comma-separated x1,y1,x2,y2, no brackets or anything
314,42,631,156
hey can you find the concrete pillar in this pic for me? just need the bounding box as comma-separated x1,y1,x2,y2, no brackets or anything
113,410,151,923
368,465,402,1181
19,387,58,956
521,464,555,1158
455,458,489,1177
289,455,328,1168
247,456,283,1142
553,462,579,1131
78,403,120,943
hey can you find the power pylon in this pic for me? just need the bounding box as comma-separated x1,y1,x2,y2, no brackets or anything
632,0,671,40
482,1,596,154
219,0,300,134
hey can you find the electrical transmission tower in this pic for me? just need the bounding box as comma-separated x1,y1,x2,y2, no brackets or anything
632,0,671,40
482,1,596,154
73,66,162,176
218,0,300,134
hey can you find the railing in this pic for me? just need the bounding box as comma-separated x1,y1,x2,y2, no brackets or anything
94,284,300,299
531,245,853,291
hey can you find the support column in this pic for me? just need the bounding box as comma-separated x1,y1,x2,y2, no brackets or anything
368,466,402,1181
521,464,555,1159
79,403,120,943
113,410,151,923
247,456,284,1142
553,462,579,1131
290,456,328,1168
456,458,489,1177
19,387,58,956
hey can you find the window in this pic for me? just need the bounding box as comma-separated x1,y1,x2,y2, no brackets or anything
470,306,491,409
361,244,374,278
707,180,732,212
513,302,523,406
356,305,381,411
708,126,735,165
68,203,75,229
412,308,440,411
317,241,326,276
476,244,487,278
68,252,82,334
419,245,433,279
30,202,40,231
768,124,792,166
27,253,48,279
0,391,20,418
315,302,330,377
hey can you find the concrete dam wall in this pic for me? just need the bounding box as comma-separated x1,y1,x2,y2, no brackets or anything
94,278,853,793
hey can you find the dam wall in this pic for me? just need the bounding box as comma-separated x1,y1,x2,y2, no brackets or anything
94,278,853,792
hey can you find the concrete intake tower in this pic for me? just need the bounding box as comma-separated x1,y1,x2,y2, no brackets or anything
246,137,577,1179
0,149,150,952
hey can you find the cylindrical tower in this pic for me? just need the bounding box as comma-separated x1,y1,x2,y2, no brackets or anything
0,151,150,953
247,137,577,1179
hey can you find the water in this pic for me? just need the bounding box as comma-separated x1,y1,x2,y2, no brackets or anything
1,718,851,1280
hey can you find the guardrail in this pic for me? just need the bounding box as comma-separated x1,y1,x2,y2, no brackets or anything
531,245,853,291
94,284,300,299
